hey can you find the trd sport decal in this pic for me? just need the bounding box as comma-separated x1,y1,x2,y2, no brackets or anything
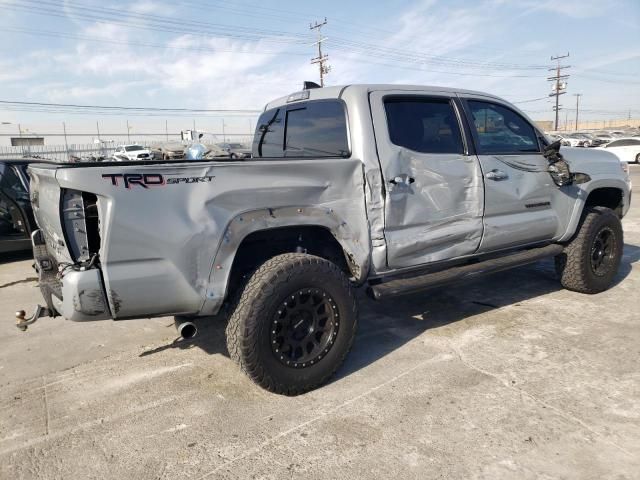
102,173,215,188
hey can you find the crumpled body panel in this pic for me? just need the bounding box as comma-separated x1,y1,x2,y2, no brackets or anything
50,159,369,319
384,149,484,267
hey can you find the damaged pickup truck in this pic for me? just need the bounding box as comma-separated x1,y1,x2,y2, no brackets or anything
21,84,632,395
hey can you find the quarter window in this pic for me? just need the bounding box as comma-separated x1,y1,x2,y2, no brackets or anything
384,97,464,154
467,100,539,154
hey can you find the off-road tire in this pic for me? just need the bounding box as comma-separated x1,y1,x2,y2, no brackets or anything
225,253,358,395
555,206,623,293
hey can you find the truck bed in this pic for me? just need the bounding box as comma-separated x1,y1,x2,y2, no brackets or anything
28,159,370,320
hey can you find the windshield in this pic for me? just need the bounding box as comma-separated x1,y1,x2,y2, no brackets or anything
125,145,144,152
229,143,244,148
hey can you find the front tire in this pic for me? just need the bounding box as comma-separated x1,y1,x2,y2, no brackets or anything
555,206,623,294
225,253,358,395
635,153,640,164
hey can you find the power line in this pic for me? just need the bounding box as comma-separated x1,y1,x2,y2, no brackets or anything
0,100,261,116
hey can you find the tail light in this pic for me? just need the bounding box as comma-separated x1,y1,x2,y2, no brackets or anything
61,189,101,262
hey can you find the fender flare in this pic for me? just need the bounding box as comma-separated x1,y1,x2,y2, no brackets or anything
199,205,371,315
557,178,630,242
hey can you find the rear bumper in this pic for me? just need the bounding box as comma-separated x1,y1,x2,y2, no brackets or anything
32,229,111,322
51,269,112,321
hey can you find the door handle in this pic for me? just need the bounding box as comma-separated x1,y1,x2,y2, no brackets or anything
485,169,508,181
389,175,415,185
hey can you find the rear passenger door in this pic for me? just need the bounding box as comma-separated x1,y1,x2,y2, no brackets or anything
370,91,484,269
460,97,561,252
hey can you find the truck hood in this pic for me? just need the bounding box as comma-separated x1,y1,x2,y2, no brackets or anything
560,146,625,176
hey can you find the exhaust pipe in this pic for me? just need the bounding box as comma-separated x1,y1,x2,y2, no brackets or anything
174,317,197,339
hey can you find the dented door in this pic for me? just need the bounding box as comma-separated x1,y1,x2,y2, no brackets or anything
370,91,484,269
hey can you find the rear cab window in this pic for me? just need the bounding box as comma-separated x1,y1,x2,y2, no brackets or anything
252,100,350,158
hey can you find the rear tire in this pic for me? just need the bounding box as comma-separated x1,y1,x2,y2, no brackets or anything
555,206,623,294
225,253,358,395
635,153,640,163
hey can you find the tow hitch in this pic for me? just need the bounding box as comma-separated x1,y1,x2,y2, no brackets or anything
15,305,52,331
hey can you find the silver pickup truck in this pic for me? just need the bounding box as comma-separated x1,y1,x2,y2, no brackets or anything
22,84,631,395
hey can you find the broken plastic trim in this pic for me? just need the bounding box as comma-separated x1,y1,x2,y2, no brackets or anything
543,140,574,187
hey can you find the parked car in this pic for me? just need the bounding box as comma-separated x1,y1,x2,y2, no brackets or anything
151,142,185,160
594,133,615,144
546,133,570,146
598,137,640,163
558,134,588,147
608,130,627,138
576,132,606,147
218,142,252,159
0,158,53,253
112,145,153,161
23,84,632,394
203,143,232,159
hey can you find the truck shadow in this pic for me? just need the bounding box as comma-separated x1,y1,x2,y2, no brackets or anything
140,243,640,383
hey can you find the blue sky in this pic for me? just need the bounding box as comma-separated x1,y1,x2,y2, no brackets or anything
0,0,638,135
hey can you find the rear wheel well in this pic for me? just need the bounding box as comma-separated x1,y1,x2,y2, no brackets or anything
227,226,353,301
585,188,623,217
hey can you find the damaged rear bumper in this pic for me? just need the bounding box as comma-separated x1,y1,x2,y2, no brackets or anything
32,229,112,323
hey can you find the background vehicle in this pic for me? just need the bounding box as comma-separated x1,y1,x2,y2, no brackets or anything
24,84,632,395
559,133,588,147
112,144,153,161
599,137,640,163
203,143,231,158
576,132,606,147
151,142,185,160
594,132,615,144
547,133,571,146
0,159,48,253
218,142,252,158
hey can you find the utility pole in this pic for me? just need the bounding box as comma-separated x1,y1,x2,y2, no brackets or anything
126,119,131,143
165,119,168,141
222,119,226,143
573,94,582,131
310,18,330,87
96,121,101,141
548,53,570,131
62,121,69,157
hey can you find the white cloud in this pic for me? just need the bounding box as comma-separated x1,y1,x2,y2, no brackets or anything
518,0,620,19
128,0,174,15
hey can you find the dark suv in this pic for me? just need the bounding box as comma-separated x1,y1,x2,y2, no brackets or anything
0,159,51,254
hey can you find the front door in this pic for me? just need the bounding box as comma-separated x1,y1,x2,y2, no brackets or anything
370,91,484,269
460,96,562,252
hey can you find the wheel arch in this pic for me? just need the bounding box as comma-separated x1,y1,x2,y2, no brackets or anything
584,187,624,217
558,180,629,243
200,207,371,315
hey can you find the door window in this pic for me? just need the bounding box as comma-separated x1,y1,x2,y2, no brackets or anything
384,97,464,154
467,100,539,154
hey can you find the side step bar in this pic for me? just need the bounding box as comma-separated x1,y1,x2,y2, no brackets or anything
368,244,564,300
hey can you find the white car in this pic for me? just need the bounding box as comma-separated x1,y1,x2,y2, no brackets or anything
598,138,640,164
558,134,587,147
112,144,153,161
